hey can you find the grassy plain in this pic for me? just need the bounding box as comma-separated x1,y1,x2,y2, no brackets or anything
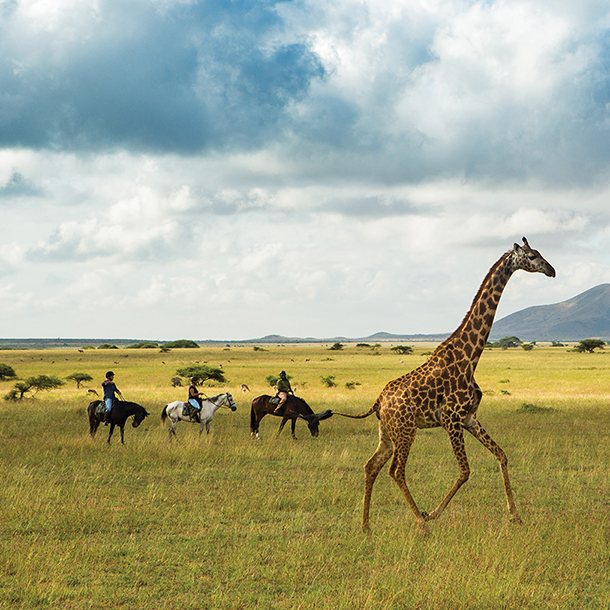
0,343,609,609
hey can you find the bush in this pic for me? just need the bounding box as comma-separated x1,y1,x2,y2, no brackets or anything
126,342,159,349
0,364,17,381
175,365,226,385
98,344,118,349
498,336,522,349
573,339,606,353
163,340,200,348
321,375,337,388
329,343,344,351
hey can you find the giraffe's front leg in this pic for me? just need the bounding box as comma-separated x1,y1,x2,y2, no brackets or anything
465,416,522,524
425,419,471,521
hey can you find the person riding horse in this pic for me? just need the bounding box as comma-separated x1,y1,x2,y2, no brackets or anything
187,377,204,422
102,371,124,425
273,370,294,414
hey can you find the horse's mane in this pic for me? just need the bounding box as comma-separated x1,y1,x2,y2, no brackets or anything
442,248,512,346
290,394,313,414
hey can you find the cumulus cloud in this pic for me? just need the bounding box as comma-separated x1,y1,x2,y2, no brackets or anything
2,1,610,339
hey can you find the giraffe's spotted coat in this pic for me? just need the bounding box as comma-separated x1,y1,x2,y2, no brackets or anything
360,237,555,532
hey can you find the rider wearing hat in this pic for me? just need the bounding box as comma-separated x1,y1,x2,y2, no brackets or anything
273,370,294,414
102,371,124,425
187,377,204,422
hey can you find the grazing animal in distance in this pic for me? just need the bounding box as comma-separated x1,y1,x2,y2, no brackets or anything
333,237,555,532
240,384,250,393
250,394,332,440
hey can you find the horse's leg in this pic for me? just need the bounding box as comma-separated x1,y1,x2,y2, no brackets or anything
251,408,265,440
277,417,289,437
291,417,298,440
169,419,178,441
205,421,211,435
119,424,125,445
107,423,115,444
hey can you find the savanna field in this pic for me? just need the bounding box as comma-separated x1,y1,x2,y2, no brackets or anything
0,343,609,610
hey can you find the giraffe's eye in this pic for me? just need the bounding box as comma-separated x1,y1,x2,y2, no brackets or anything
527,254,536,260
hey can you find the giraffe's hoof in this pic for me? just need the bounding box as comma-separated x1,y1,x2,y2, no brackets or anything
421,511,429,520
509,514,523,525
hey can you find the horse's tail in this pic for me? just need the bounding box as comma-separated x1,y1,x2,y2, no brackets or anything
161,405,168,425
332,398,380,420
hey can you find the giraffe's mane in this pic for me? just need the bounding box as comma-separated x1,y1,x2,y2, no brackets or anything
443,248,512,345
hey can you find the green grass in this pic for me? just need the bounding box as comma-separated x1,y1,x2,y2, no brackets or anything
0,344,609,609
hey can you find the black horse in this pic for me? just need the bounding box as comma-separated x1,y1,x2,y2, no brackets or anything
88,400,149,444
250,394,332,440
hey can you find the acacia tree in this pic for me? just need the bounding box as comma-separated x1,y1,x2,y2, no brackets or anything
175,365,226,385
574,339,607,353
65,372,93,389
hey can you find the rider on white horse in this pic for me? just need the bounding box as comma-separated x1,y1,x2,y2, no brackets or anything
187,377,204,422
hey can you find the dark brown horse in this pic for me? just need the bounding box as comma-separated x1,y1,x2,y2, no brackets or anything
250,394,332,440
88,400,149,444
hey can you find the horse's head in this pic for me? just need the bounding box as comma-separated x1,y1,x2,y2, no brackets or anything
299,409,333,438
132,407,149,428
225,392,237,412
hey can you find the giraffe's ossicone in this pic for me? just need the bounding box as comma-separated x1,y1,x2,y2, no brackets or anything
334,237,555,532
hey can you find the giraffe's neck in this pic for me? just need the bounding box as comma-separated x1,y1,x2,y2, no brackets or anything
444,251,515,367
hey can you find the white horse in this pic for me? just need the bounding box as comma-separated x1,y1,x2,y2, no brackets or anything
161,392,237,439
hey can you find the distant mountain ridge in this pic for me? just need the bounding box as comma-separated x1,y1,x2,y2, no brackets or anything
490,284,610,342
1,285,607,348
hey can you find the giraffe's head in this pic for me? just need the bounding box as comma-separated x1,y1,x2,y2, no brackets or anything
512,237,556,278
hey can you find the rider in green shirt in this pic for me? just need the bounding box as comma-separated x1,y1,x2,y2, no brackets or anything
273,370,294,414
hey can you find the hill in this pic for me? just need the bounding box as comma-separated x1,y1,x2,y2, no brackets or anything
490,284,610,342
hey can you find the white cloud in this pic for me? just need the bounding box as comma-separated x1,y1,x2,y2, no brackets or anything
2,2,610,339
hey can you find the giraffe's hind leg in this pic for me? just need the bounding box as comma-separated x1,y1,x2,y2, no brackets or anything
465,416,522,524
362,422,393,532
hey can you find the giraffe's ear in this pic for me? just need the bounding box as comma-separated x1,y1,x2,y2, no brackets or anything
513,242,522,252
522,236,530,249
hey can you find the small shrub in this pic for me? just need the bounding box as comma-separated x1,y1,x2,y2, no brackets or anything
517,402,554,413
0,364,17,381
171,377,183,387
345,381,361,390
321,375,337,388
329,343,344,351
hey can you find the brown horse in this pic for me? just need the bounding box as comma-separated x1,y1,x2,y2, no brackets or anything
88,399,149,445
250,394,332,440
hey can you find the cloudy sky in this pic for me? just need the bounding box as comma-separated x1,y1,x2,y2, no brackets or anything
1,0,610,341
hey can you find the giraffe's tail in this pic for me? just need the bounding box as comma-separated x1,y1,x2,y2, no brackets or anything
331,398,380,420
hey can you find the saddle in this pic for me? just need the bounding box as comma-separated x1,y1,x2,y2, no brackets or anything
183,402,200,422
269,396,280,405
95,402,106,416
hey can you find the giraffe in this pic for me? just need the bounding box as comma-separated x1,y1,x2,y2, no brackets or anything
335,237,555,532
